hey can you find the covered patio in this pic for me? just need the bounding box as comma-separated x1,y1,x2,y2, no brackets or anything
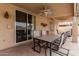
0,3,79,56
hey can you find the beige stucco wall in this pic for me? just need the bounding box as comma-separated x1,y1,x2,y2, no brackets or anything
0,4,51,50
36,16,50,31
0,4,16,50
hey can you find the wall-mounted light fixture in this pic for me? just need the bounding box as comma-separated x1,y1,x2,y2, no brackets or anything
41,23,47,27
4,11,9,19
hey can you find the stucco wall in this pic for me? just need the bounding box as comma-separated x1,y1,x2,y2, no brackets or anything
36,16,50,31
0,4,51,50
0,4,16,50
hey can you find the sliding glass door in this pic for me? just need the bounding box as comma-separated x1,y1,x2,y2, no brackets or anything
16,10,27,43
16,10,36,43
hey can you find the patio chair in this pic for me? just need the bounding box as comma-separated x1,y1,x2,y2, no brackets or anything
49,33,69,56
32,38,47,54
40,32,69,56
62,32,68,44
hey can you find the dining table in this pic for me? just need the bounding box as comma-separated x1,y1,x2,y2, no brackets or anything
33,34,60,56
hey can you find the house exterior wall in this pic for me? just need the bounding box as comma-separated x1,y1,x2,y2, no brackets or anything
0,4,51,50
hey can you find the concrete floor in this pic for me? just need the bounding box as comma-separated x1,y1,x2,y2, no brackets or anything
0,37,79,56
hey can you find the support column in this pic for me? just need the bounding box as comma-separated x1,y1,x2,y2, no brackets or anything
72,3,78,43
72,17,78,42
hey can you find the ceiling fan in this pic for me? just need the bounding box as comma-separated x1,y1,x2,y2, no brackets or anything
39,6,52,17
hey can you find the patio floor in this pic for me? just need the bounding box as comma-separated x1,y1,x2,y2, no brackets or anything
0,37,79,56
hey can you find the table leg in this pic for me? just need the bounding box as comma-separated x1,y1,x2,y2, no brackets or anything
50,43,52,56
32,39,41,53
32,39,35,51
45,42,47,56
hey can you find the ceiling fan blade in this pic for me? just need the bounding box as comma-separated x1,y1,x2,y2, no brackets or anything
39,12,44,16
39,6,53,17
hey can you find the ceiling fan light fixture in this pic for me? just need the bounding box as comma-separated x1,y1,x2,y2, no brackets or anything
39,6,52,17
44,11,48,16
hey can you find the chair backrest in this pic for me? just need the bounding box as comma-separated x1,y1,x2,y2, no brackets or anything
41,30,47,36
59,33,65,48
51,33,64,51
63,32,67,44
34,30,41,37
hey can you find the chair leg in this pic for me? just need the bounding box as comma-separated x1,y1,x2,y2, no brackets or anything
61,47,69,56
45,48,47,56
52,50,63,56
51,47,69,56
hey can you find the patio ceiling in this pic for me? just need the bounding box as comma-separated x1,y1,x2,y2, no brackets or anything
13,3,74,19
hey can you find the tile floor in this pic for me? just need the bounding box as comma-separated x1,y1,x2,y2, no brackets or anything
0,37,79,56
